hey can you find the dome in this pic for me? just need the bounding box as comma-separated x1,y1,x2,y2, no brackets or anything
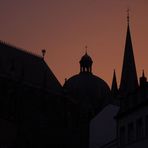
63,72,111,116
63,51,111,117
80,52,93,64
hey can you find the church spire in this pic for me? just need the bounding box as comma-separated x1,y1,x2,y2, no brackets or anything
111,69,118,96
119,11,138,94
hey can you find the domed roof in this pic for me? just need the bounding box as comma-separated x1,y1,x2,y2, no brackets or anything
80,52,93,64
63,72,111,116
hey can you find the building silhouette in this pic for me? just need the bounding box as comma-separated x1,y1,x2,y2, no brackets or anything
0,15,148,148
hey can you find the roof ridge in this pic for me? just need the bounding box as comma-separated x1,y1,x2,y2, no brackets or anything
0,40,42,59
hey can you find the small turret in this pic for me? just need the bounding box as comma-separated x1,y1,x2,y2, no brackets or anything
111,69,118,96
140,70,147,88
79,46,93,73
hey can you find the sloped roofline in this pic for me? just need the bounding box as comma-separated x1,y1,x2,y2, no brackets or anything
0,40,42,59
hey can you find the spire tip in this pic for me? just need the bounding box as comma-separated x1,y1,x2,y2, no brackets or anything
127,8,130,24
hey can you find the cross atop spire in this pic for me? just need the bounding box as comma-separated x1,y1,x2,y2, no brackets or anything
127,8,130,24
85,45,88,54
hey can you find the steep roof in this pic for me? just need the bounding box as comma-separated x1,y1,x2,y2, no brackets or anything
119,24,138,94
0,41,62,93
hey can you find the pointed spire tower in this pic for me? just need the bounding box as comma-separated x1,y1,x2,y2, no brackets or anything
119,9,138,94
111,69,118,96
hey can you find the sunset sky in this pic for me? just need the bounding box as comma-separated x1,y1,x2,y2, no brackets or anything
0,0,148,87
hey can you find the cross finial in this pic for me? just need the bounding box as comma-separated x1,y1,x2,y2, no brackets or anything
85,45,88,54
127,8,130,24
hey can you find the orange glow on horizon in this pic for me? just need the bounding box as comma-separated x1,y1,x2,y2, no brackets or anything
0,0,148,87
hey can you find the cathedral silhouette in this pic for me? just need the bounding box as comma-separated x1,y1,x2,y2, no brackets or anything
0,15,148,148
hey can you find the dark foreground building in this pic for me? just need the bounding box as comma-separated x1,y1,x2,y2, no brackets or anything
0,42,68,147
0,17,148,148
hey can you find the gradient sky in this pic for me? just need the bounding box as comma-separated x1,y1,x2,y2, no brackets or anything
0,0,148,87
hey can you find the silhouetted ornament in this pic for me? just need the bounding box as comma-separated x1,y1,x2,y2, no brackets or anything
42,49,46,59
